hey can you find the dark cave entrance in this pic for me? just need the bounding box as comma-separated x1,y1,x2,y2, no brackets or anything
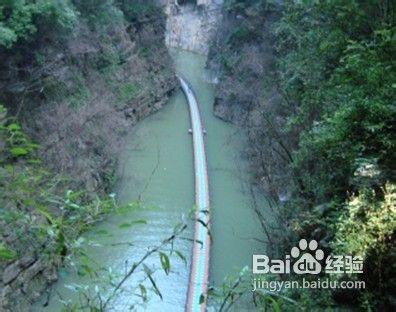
176,0,197,5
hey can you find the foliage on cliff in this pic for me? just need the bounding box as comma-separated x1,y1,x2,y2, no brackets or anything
0,0,75,48
211,0,395,309
0,104,118,257
0,1,175,310
0,104,123,309
0,0,176,193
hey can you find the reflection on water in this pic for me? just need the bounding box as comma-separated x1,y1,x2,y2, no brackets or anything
33,50,264,311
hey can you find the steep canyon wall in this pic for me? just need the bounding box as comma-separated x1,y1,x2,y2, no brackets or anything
158,0,223,55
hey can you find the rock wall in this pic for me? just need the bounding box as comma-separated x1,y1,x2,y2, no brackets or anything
207,2,288,199
0,256,58,310
207,2,280,125
0,14,177,195
0,4,177,311
160,0,223,55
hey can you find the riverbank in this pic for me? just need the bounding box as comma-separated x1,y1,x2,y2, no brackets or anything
207,1,395,310
0,2,176,310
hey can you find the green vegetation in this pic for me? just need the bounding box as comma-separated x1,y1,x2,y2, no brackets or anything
117,82,139,103
116,0,158,22
228,25,256,46
214,0,395,310
275,1,395,308
0,0,175,310
0,105,119,263
0,0,174,190
0,0,75,48
0,0,145,46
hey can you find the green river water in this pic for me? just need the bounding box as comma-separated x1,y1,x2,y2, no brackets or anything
34,50,264,311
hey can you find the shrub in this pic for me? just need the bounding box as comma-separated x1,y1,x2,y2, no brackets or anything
0,0,76,48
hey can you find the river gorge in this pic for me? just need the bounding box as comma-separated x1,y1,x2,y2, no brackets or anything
33,7,267,310
2,1,386,311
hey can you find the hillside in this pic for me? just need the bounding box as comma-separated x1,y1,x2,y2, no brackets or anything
0,1,176,310
208,0,395,309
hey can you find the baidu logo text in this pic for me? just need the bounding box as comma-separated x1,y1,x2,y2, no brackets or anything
253,239,363,275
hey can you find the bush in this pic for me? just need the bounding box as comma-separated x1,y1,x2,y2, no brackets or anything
0,105,119,264
210,0,396,309
332,183,396,308
0,0,76,48
273,0,395,308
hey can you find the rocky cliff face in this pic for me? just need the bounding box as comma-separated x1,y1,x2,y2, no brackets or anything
207,1,285,124
0,10,177,195
159,0,223,55
0,4,177,311
207,2,287,198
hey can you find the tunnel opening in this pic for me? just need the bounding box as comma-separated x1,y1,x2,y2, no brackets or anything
176,0,197,6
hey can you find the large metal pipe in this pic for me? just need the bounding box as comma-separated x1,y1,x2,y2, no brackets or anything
179,76,211,312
